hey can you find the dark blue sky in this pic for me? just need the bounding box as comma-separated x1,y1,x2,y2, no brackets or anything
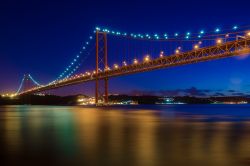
1,0,250,96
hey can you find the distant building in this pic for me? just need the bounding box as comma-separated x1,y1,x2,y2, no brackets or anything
77,95,95,105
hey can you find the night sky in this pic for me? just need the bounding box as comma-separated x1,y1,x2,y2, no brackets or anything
1,0,250,96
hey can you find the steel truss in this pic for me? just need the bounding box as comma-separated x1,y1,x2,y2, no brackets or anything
19,38,250,103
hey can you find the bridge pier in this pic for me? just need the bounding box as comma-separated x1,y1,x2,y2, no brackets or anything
95,31,109,105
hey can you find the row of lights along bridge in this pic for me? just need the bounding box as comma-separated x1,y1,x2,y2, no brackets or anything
12,28,250,95
54,30,250,83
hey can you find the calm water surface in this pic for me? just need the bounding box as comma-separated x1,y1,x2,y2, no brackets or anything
1,104,250,166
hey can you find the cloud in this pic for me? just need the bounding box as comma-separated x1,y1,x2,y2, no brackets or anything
231,92,248,96
183,87,207,96
213,93,225,97
230,78,242,85
129,87,215,97
158,90,181,96
128,87,249,97
130,90,157,96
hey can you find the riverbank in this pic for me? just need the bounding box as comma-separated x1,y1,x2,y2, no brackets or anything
0,94,249,105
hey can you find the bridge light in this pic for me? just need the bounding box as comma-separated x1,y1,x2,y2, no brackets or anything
114,64,119,69
200,30,204,34
175,49,180,54
154,34,159,39
160,51,164,57
122,61,127,66
215,28,220,33
10,94,16,98
233,26,238,30
104,67,111,71
186,32,190,36
174,33,179,37
225,34,229,38
194,44,199,50
216,38,223,45
246,31,250,37
198,41,202,45
144,55,150,62
133,59,138,64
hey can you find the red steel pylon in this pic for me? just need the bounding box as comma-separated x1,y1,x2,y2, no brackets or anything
95,31,108,105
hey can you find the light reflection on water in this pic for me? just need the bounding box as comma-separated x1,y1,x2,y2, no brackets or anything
1,105,250,166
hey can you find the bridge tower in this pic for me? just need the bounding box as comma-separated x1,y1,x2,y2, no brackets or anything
95,31,108,105
23,74,33,92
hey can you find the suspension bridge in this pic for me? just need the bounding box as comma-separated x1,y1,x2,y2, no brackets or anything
12,25,250,104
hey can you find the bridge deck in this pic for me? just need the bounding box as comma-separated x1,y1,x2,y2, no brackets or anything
19,38,250,95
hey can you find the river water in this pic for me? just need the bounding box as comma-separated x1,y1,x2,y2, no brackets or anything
1,105,250,166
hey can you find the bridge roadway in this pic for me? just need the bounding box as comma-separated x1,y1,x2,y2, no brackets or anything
19,38,250,95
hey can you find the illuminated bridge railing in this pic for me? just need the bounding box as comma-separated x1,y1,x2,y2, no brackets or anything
19,38,250,95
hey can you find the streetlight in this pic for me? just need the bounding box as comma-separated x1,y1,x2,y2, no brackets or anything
160,51,164,57
246,31,250,37
114,64,119,69
193,44,199,50
133,59,138,64
216,38,223,45
122,61,127,66
175,49,180,54
144,55,150,62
